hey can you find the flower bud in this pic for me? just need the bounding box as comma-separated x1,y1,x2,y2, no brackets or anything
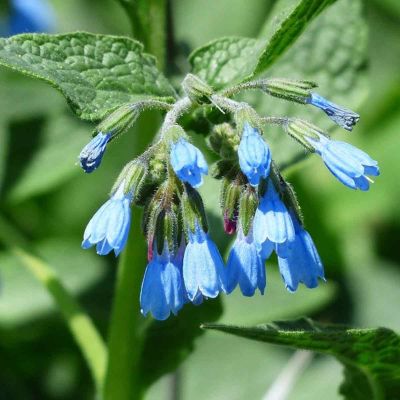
220,178,241,232
182,73,214,104
96,103,140,138
208,123,240,159
238,185,258,236
260,78,317,104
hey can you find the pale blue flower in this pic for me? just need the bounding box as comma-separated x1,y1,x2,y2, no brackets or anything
182,223,226,301
253,181,295,245
225,225,265,296
140,243,185,320
8,0,55,35
277,215,325,292
306,134,380,191
79,132,111,173
307,93,359,131
82,182,131,256
238,123,271,186
170,138,208,188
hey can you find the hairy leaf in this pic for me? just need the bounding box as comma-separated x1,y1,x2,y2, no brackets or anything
0,32,176,121
203,318,400,400
189,0,337,88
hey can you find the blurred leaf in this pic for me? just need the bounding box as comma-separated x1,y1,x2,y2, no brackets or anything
189,0,337,88
139,298,223,390
6,113,90,203
0,238,107,327
204,318,400,400
0,33,176,121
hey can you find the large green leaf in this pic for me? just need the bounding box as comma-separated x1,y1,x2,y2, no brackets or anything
203,318,400,400
0,33,176,121
189,0,337,88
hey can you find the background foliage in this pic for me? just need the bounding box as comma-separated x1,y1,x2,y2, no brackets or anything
0,0,399,399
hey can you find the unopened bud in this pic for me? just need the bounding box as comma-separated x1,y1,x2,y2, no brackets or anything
220,178,241,227
208,123,240,159
261,78,317,104
182,74,214,104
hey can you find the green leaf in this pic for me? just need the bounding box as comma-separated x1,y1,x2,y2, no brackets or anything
189,0,337,88
0,32,176,121
203,318,400,400
0,237,107,327
138,299,223,390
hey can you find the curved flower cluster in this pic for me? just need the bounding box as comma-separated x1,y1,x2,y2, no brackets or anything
78,75,379,320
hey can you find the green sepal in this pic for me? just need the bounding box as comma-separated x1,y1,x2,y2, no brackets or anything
261,78,317,104
286,119,326,151
163,124,188,146
181,185,208,235
207,123,240,159
234,106,263,136
238,185,258,236
155,208,179,256
220,178,242,221
210,160,235,180
281,179,303,225
182,74,214,105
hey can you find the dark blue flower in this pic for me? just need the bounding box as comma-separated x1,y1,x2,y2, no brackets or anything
306,134,380,191
82,182,132,256
277,216,325,292
140,243,186,320
238,123,271,186
307,93,359,131
79,132,111,173
253,180,295,246
8,0,55,35
170,138,208,188
225,225,265,296
182,222,226,301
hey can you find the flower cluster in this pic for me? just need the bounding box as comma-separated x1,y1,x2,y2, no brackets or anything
78,76,379,320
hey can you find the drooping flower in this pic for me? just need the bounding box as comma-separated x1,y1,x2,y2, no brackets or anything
7,0,55,35
238,123,271,186
82,181,132,256
79,132,111,173
277,215,325,292
182,222,226,301
306,134,380,191
170,138,208,188
225,225,265,296
253,180,295,246
307,93,359,131
140,242,186,320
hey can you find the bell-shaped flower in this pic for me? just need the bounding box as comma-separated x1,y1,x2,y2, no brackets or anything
182,222,226,301
307,93,359,131
253,181,295,246
82,181,132,256
277,216,325,292
238,123,271,186
170,138,208,188
225,225,266,296
140,242,186,320
79,132,111,173
306,134,380,191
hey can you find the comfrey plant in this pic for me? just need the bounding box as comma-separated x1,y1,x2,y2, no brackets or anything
79,75,379,320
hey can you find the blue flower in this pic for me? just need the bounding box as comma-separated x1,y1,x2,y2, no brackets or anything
306,134,380,191
225,225,265,296
79,132,111,173
307,93,359,131
8,0,55,35
277,216,325,292
170,138,208,188
182,223,226,301
253,181,295,246
238,123,271,186
82,182,132,256
140,243,185,320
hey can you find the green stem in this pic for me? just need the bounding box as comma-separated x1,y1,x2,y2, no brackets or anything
13,247,107,393
103,208,147,400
